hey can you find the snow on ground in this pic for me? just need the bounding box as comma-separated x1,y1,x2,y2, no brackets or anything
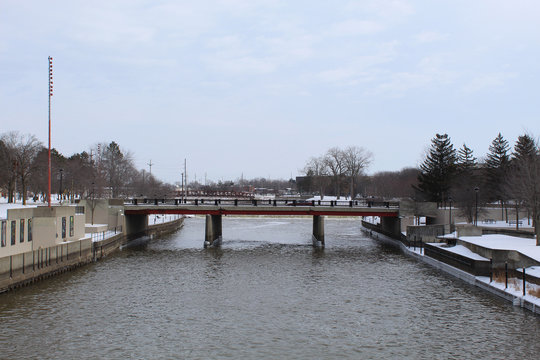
0,196,70,219
148,214,182,225
306,196,352,201
458,219,533,229
478,277,540,307
458,234,540,263
519,266,540,278
0,200,38,219
428,243,489,261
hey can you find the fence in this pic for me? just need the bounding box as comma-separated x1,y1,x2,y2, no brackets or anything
90,226,123,242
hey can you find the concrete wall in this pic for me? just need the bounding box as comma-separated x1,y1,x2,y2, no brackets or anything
79,199,125,228
381,217,401,238
1,206,88,258
456,239,540,270
406,224,446,243
0,238,93,292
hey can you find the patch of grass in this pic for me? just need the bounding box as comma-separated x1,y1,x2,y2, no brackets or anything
528,286,540,298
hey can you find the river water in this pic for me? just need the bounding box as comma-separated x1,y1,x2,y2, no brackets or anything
1,217,539,359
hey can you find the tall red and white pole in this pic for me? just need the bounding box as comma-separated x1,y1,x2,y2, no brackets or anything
48,57,53,207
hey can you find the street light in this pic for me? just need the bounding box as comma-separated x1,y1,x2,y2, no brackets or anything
91,181,95,225
474,187,479,226
448,196,453,233
59,168,63,202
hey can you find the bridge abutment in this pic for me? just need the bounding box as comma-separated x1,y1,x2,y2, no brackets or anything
204,214,223,248
381,216,401,238
125,214,148,240
312,215,325,247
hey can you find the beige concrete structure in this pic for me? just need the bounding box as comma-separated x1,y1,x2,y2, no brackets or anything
1,206,87,257
78,199,124,230
0,205,92,292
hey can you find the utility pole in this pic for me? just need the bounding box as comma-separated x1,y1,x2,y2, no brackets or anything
184,159,187,197
181,172,184,203
48,56,53,207
148,160,154,197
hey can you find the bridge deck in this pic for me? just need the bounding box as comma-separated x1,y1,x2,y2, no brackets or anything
124,205,399,217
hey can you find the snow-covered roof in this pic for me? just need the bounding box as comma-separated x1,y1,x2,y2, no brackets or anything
459,234,540,263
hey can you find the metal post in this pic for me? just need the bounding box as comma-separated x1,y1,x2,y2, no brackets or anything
47,56,53,207
505,262,508,289
59,168,63,201
523,268,526,296
489,259,493,283
449,197,453,233
474,187,479,226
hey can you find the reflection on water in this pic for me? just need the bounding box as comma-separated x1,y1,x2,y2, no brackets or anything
0,217,539,359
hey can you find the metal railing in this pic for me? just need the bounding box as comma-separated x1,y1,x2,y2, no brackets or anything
128,198,399,209
90,226,123,242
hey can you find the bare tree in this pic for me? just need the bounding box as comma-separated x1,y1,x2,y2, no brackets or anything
343,146,373,199
302,156,330,198
1,133,18,202
0,137,15,202
1,132,42,204
324,147,347,199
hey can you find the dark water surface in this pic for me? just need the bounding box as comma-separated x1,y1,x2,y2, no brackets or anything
1,217,539,359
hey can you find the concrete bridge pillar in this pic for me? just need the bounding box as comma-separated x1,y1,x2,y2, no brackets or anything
124,214,148,240
381,216,401,238
312,215,325,248
204,214,223,248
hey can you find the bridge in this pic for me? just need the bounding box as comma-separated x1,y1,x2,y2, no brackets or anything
124,198,401,248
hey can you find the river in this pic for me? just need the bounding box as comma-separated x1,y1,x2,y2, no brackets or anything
1,217,539,359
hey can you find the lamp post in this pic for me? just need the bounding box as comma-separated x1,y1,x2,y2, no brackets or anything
448,196,453,233
59,168,63,202
91,181,95,225
474,187,479,226
181,172,184,204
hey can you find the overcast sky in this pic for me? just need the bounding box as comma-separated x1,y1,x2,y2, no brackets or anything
1,0,539,184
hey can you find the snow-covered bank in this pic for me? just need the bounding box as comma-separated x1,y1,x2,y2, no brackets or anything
148,214,183,225
362,225,540,315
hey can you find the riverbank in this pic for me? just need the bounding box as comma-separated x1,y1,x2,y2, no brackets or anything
362,223,540,315
0,200,184,293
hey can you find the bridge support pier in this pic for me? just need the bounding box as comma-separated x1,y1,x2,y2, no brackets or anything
312,215,325,248
381,216,401,238
204,214,223,248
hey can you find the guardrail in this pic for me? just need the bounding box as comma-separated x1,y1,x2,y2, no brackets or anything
127,198,399,209
90,226,123,242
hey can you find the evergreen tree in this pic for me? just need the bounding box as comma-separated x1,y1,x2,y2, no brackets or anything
485,133,510,203
457,144,476,172
453,143,478,222
513,134,538,162
416,133,456,202
506,135,540,244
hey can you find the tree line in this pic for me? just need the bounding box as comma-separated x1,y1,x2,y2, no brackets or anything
299,146,373,199
416,132,540,231
0,131,174,205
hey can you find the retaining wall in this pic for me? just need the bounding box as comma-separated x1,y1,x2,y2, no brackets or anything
0,239,93,293
363,225,540,315
0,217,185,293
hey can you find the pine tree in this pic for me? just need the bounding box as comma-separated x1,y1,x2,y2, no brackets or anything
416,134,456,202
485,133,510,203
457,144,476,172
513,134,538,162
506,135,540,244
453,143,478,222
